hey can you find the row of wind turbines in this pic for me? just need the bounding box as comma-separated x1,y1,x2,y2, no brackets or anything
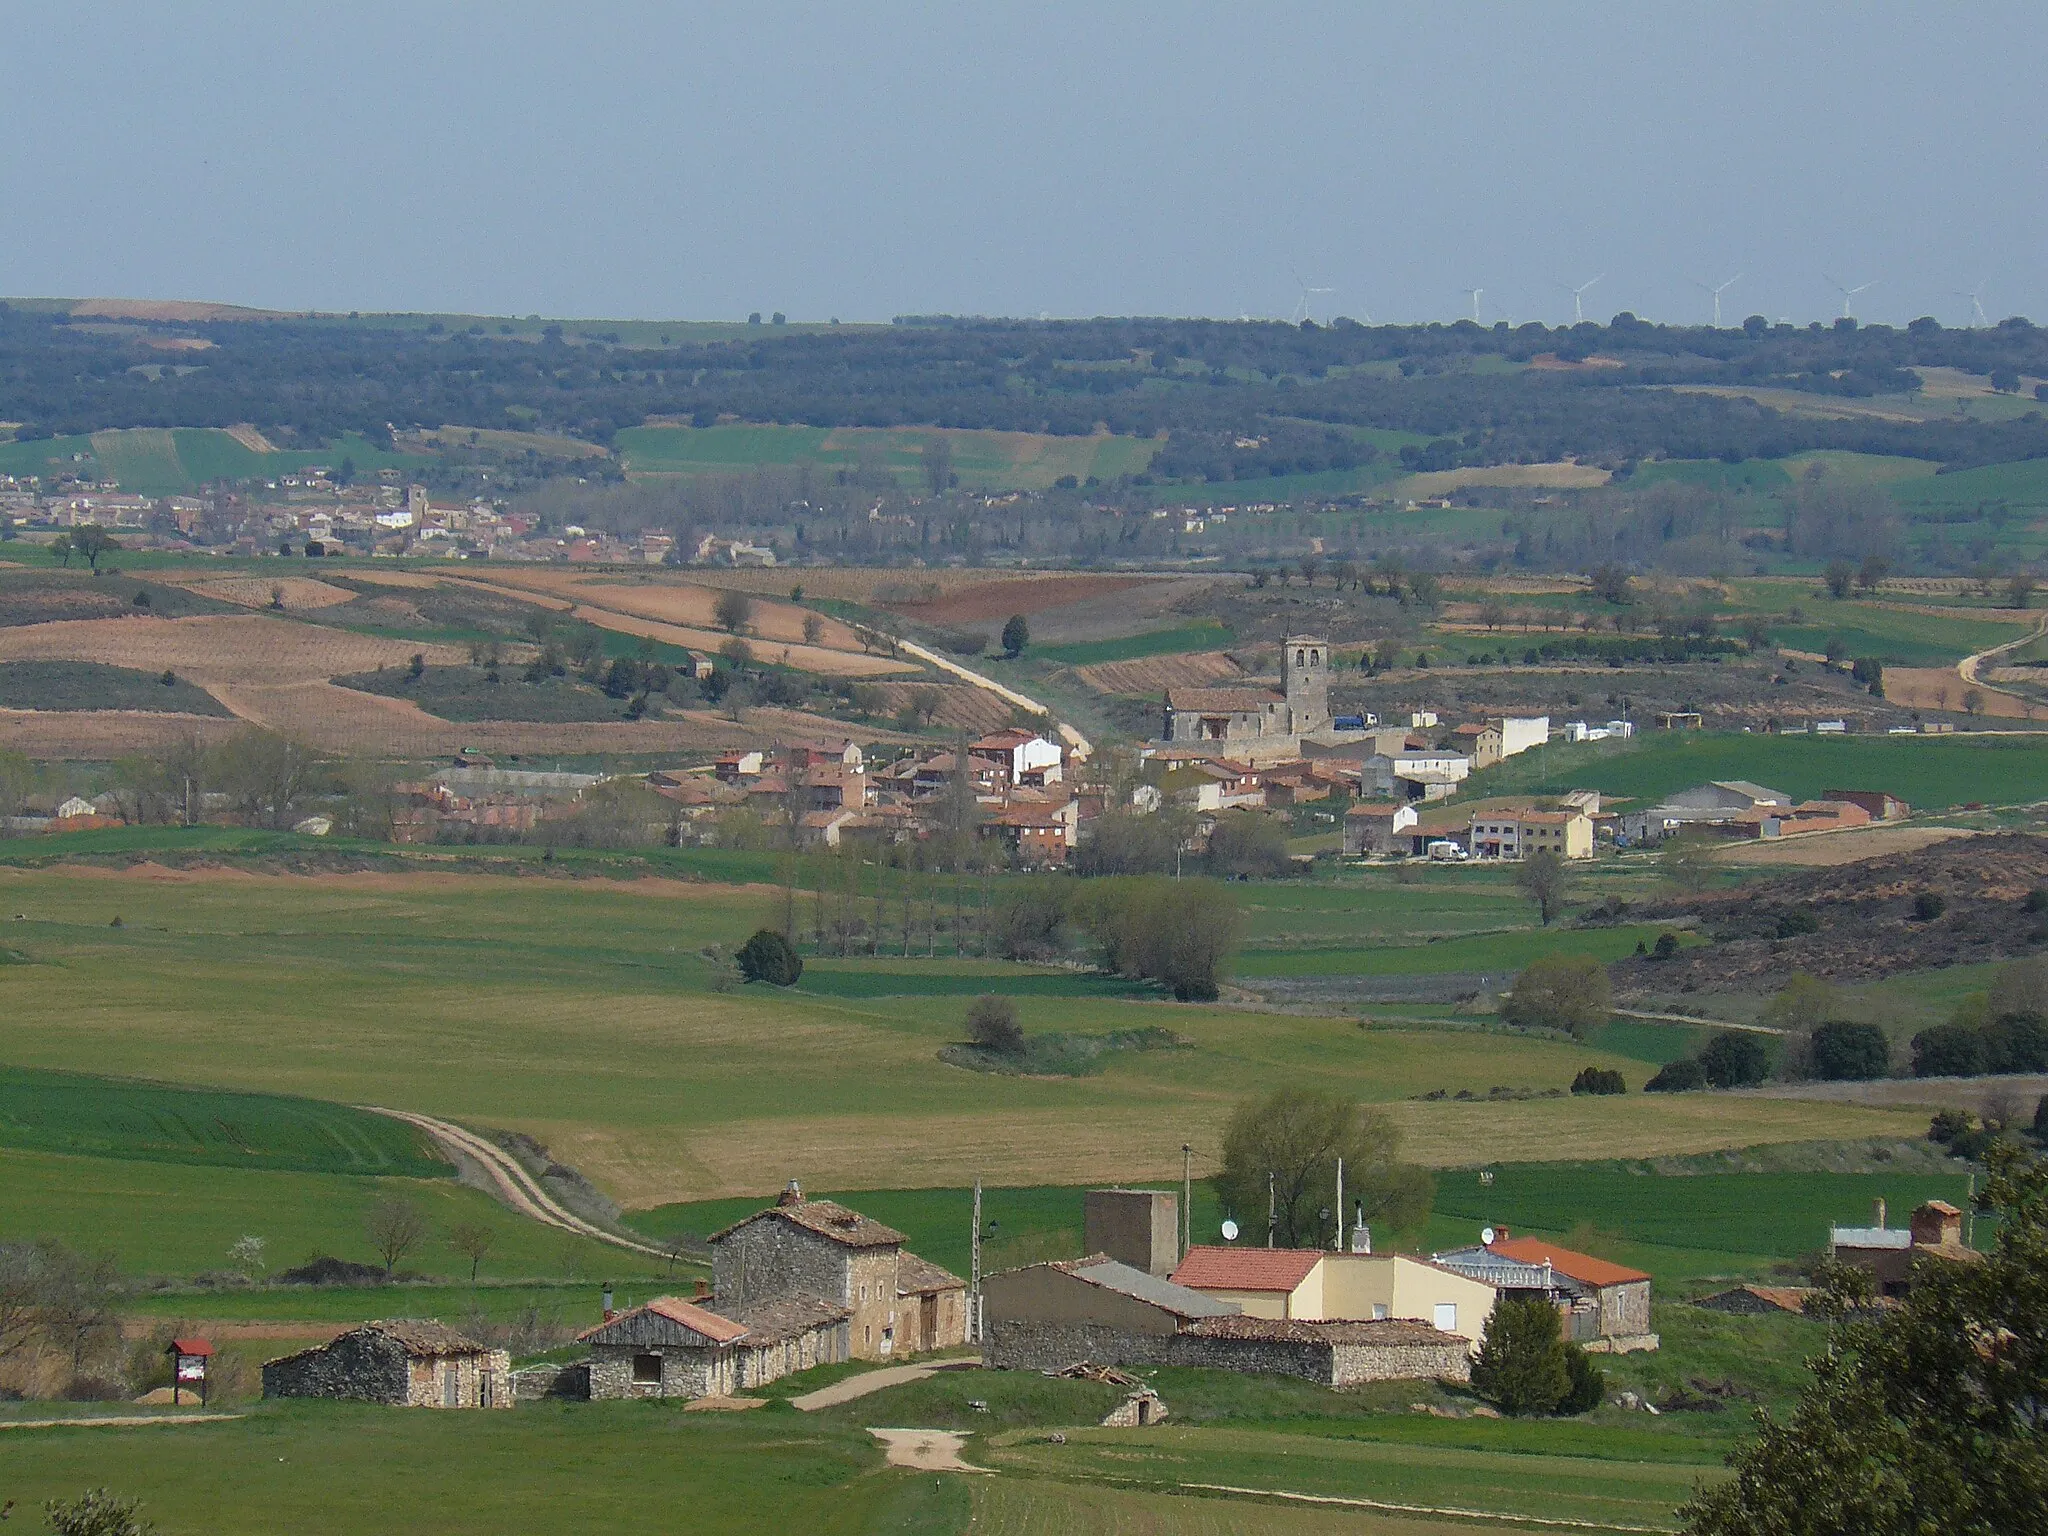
1282,271,1997,330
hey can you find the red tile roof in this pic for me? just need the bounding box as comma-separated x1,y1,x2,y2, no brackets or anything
1171,1245,1323,1293
1487,1237,1649,1288
168,1337,213,1356
576,1295,750,1346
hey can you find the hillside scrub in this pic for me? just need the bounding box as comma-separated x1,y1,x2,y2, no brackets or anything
1500,954,1612,1038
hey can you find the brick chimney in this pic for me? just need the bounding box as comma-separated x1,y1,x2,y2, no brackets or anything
601,1283,615,1322
778,1179,804,1208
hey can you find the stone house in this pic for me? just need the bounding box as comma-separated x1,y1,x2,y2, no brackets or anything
982,1255,1238,1371
262,1320,512,1408
710,1182,966,1359
1432,1233,1656,1351
577,1293,854,1400
1161,636,1330,762
1344,801,1419,857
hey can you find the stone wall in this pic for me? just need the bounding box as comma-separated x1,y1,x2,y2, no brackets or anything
982,1320,1175,1373
587,1342,734,1401
511,1362,590,1402
1328,1338,1470,1386
1600,1281,1652,1337
403,1349,513,1409
264,1332,410,1405
1168,1330,1334,1385
715,1220,851,1313
735,1319,850,1389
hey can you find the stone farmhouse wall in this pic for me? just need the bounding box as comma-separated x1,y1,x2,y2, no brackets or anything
1599,1280,1652,1337
735,1319,850,1388
588,1342,735,1401
1326,1337,1470,1386
716,1222,849,1312
263,1334,512,1408
983,1320,1176,1373
985,1321,1467,1386
512,1362,590,1401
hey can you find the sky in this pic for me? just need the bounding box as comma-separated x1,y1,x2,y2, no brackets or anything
2,2,2043,327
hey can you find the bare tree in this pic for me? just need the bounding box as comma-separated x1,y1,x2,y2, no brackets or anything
448,1221,496,1283
713,589,753,634
366,1196,429,1278
801,613,824,646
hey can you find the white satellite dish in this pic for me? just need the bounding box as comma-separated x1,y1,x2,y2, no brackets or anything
1481,1226,1497,1246
1220,1219,1240,1242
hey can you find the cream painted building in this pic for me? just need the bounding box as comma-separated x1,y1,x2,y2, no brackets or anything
1170,1247,1498,1347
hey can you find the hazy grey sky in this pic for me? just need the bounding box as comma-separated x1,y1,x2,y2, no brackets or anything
3,2,2042,326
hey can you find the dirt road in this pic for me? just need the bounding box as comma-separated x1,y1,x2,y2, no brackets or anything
362,1107,671,1261
892,637,1093,760
789,1357,976,1411
867,1427,989,1473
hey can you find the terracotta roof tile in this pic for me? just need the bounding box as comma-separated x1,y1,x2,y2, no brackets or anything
1165,687,1286,713
709,1198,906,1250
1487,1237,1649,1288
576,1295,751,1346
1171,1245,1322,1293
896,1252,965,1295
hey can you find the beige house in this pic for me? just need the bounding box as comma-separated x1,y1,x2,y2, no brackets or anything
1468,807,1594,861
1170,1247,1498,1346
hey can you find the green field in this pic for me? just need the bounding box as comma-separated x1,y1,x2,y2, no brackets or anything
1891,456,2048,512
0,659,231,714
0,429,434,495
1233,923,1689,979
617,423,1159,491
1035,621,1235,667
1473,729,2048,808
0,1066,448,1175
0,863,1922,1205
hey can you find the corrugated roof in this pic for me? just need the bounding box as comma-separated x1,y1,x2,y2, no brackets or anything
1171,1245,1322,1293
1831,1227,1913,1251
1063,1257,1240,1319
1487,1237,1651,1287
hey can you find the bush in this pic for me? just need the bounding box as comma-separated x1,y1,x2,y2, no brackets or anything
1913,891,1947,922
1499,954,1612,1038
965,995,1023,1055
1928,1107,1973,1145
1570,1067,1626,1095
1775,908,1820,938
1558,1343,1607,1415
2034,1094,2048,1143
1645,1058,1706,1092
1981,1012,2048,1074
1913,1022,1985,1077
1470,1295,1570,1415
1809,1020,1891,1081
1068,876,1242,1002
735,929,803,987
1203,811,1292,879
1699,1030,1771,1088
1652,931,1681,961
46,1490,154,1536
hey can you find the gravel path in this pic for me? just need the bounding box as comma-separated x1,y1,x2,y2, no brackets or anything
790,1357,977,1411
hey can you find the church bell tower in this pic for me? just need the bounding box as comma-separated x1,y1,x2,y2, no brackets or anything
1282,635,1329,734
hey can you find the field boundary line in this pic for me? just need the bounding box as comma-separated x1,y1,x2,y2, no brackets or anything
1179,1481,1677,1534
1610,1008,1781,1035
360,1106,671,1261
890,636,1094,761
0,1413,243,1431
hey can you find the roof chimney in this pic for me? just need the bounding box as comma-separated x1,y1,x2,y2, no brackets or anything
778,1179,804,1208
1874,1198,1887,1230
601,1283,615,1321
693,1278,711,1300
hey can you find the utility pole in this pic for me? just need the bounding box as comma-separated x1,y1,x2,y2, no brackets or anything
1335,1157,1344,1252
1267,1171,1276,1248
1181,1143,1192,1260
970,1177,983,1344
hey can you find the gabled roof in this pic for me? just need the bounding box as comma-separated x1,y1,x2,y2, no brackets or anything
578,1295,750,1346
1346,801,1407,818
1165,686,1285,713
1486,1236,1650,1287
896,1253,966,1296
709,1197,906,1250
1171,1245,1323,1293
269,1318,492,1366
721,1295,850,1346
1710,780,1792,805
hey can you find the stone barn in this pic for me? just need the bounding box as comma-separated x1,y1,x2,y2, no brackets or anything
263,1320,512,1409
711,1182,965,1360
579,1296,752,1400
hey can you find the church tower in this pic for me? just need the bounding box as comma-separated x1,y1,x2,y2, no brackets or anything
1282,635,1329,734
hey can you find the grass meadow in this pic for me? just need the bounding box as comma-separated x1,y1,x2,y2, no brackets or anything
0,864,1925,1207
616,423,1159,491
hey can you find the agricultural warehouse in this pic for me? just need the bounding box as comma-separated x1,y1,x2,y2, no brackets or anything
1433,1233,1655,1352
1171,1246,1498,1344
982,1254,1238,1371
262,1321,512,1409
710,1182,966,1359
1829,1198,1980,1297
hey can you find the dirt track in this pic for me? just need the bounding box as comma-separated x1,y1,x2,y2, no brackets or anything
1713,824,1977,867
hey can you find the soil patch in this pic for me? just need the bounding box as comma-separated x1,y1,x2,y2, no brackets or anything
1073,650,1244,697
887,574,1156,625
1713,825,1977,868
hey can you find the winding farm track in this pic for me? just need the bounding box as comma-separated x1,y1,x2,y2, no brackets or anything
1957,614,2048,697
362,1106,671,1261
892,636,1094,761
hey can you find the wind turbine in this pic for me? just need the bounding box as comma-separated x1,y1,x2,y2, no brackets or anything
1465,287,1484,324
1823,274,1877,320
1558,274,1604,324
1688,273,1743,327
1289,270,1334,324
1953,280,1989,328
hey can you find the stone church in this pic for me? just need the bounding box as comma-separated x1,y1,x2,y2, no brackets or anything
1161,635,1330,761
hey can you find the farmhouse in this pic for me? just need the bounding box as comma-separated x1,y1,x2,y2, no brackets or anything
1171,1247,1498,1345
1468,807,1594,861
710,1182,966,1359
1344,801,1419,857
1432,1233,1656,1352
1829,1198,1978,1297
577,1293,853,1401
262,1320,512,1409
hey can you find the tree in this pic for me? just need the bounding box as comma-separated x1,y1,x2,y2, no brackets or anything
2009,571,2036,610
736,928,803,985
1809,1020,1891,1081
366,1195,428,1277
1699,1030,1771,1087
210,728,317,830
448,1221,496,1283
1500,954,1612,1038
1856,554,1891,592
71,524,116,572
1645,1057,1706,1091
1515,850,1572,925
1570,1067,1626,1095
1203,811,1291,879
1214,1087,1434,1250
1851,655,1884,696
45,1490,155,1536
1679,1142,2048,1536
1589,564,1633,605
801,613,824,646
909,684,943,727
1000,614,1029,657
965,994,1023,1055
1913,1022,1985,1077
1470,1295,1571,1415
922,436,954,497
1069,876,1242,1001
1823,560,1855,599
713,589,753,634
1560,1343,1607,1414
49,531,73,567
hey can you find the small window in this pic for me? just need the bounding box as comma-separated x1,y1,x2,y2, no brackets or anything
1434,1303,1458,1333
631,1353,661,1385
1372,1303,1390,1320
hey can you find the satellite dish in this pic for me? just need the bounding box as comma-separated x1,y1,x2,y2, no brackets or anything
1481,1226,1497,1246
1220,1219,1240,1242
